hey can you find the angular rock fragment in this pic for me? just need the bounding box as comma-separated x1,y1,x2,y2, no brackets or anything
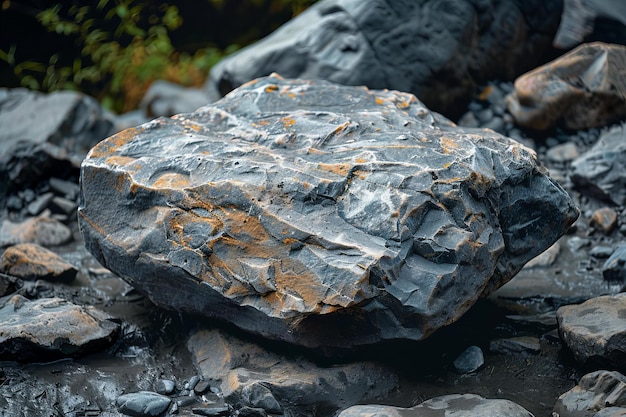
506,42,626,130
572,123,626,205
79,75,578,349
0,243,77,283
553,370,626,416
0,295,120,361
554,0,626,49
602,245,626,284
207,0,562,118
338,394,533,417
116,391,171,417
557,293,626,367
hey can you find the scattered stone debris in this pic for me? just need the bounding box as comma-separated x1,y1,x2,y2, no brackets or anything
602,245,626,284
0,212,72,248
489,337,542,355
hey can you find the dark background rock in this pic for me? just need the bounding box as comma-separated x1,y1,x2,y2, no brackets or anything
79,75,578,350
207,0,564,120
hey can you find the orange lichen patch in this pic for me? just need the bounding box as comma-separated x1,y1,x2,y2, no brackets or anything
281,116,296,129
283,237,300,245
265,84,279,93
182,121,203,132
440,136,459,154
317,162,351,177
396,100,411,109
253,120,271,127
105,156,136,166
375,97,386,105
355,157,368,163
151,172,192,189
478,85,494,101
89,127,141,159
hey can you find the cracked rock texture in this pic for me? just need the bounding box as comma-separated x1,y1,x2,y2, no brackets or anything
79,75,578,349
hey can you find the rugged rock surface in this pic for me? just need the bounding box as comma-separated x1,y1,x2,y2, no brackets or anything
206,0,562,118
506,42,626,131
0,213,72,248
338,394,534,417
79,75,578,349
553,370,626,416
572,122,626,205
0,295,120,361
557,293,626,368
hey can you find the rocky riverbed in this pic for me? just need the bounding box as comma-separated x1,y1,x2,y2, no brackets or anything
2,2,626,417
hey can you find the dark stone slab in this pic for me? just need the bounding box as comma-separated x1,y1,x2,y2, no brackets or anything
206,0,562,119
79,75,578,350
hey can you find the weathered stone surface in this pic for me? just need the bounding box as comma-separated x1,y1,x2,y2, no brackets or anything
0,213,72,248
572,123,626,205
338,394,533,417
79,75,578,349
0,295,120,361
553,370,626,417
506,42,626,130
187,328,397,416
0,243,77,283
557,293,626,367
452,345,484,374
207,0,562,118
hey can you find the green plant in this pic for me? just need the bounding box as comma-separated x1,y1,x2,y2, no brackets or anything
1,1,236,112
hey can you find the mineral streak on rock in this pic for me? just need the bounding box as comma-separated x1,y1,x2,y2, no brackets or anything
79,75,578,349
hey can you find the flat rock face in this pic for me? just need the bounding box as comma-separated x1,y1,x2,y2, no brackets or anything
79,75,578,349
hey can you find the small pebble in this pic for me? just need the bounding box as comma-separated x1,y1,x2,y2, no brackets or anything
27,192,54,216
116,391,171,417
194,380,211,395
590,207,618,235
155,379,176,395
452,345,484,374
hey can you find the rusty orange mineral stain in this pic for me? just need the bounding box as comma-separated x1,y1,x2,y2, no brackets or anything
375,97,385,105
281,116,296,129
265,84,279,93
89,127,141,159
317,162,351,177
151,173,192,189
105,156,136,166
478,85,494,101
440,136,459,154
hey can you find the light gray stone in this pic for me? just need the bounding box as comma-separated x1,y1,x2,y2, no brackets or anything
338,394,533,417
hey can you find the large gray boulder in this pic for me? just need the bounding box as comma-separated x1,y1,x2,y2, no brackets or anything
79,75,578,350
207,0,563,119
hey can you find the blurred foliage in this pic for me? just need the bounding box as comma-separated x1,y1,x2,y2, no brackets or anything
0,0,317,113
